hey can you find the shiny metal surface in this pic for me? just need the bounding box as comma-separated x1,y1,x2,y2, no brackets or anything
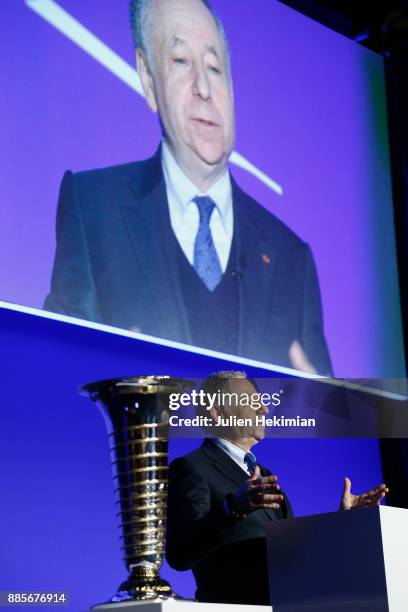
80,376,192,604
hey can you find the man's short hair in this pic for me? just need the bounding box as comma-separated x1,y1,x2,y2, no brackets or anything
129,0,231,73
197,371,258,420
201,371,247,402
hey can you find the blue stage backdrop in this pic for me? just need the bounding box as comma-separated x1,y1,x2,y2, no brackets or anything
0,308,383,611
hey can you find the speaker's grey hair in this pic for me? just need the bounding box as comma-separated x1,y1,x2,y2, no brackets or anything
129,0,231,74
129,0,153,61
197,371,248,413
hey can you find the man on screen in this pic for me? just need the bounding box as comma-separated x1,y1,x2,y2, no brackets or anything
166,371,388,605
44,0,332,375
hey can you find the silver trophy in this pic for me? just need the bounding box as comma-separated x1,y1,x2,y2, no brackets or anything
80,376,192,605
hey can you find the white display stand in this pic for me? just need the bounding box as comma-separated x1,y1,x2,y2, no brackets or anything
90,601,272,612
266,505,408,611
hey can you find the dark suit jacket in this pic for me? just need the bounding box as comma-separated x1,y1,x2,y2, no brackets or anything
44,149,332,374
166,438,293,605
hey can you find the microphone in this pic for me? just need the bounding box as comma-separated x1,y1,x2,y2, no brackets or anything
231,253,246,280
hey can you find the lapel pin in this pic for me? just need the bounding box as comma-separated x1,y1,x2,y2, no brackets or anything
262,254,271,264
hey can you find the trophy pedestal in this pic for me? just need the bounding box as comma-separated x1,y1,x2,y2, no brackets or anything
90,601,272,611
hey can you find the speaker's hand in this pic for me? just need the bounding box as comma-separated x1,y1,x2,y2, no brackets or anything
230,466,283,516
340,476,389,510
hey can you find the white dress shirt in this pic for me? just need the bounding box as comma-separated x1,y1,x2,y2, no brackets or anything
161,141,233,272
212,437,256,476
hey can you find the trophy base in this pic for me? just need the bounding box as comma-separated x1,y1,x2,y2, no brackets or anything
94,567,177,607
90,600,271,611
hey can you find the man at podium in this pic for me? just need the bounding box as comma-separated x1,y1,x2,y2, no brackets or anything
166,372,388,605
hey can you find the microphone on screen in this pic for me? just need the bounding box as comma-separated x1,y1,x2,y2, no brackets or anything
231,253,246,280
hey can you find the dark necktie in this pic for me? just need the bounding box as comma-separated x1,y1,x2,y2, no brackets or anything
244,451,257,476
193,195,222,291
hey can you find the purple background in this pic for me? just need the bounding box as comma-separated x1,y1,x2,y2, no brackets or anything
0,0,405,378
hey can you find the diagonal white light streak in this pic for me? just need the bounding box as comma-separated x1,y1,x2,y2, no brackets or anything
230,151,283,195
2,299,408,401
25,0,283,196
26,0,144,94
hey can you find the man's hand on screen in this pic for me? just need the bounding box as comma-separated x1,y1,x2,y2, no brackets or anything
340,476,389,510
289,340,317,374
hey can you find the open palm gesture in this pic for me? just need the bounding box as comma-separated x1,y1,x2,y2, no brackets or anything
340,477,388,511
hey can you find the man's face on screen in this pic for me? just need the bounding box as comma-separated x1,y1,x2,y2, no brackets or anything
145,0,235,179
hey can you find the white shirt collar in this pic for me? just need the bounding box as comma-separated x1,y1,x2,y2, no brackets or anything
161,140,232,234
212,437,255,466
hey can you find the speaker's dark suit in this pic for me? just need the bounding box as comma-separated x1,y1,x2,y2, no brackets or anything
166,438,293,605
44,149,332,374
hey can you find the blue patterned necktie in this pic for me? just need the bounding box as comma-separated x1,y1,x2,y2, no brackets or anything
244,451,257,476
193,195,222,291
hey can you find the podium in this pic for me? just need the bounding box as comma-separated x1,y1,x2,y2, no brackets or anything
266,505,407,611
90,507,408,612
